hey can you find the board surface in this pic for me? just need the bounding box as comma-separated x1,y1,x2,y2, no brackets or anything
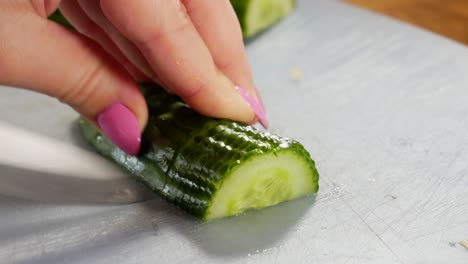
1,0,467,263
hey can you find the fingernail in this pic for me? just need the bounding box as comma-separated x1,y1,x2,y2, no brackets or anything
235,86,269,128
254,86,266,114
97,103,141,155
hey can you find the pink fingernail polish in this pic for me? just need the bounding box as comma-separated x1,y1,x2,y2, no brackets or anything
254,86,266,113
97,103,141,155
235,86,269,129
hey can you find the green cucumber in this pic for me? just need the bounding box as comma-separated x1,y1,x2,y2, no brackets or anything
231,0,296,38
48,10,74,29
79,84,319,221
49,0,296,38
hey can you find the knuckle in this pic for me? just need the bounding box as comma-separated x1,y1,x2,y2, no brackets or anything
58,63,104,109
136,0,192,48
217,59,235,72
29,0,47,17
138,19,191,50
179,78,206,99
30,0,60,17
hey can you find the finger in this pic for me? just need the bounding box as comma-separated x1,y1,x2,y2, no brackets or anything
59,0,149,81
0,7,146,155
100,0,256,124
181,0,260,103
73,0,155,81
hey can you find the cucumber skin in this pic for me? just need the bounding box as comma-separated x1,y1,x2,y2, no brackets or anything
80,85,319,220
48,11,74,29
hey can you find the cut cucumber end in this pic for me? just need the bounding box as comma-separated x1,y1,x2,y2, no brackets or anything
204,149,317,221
244,0,296,37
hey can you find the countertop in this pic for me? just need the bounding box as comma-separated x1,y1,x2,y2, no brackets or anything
0,0,467,263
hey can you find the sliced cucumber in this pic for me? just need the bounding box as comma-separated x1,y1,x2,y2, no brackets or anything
80,85,319,221
231,0,296,38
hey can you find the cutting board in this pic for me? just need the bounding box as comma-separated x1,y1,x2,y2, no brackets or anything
1,0,467,263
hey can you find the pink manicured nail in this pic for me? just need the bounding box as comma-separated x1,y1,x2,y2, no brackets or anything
97,103,141,155
254,86,266,114
235,86,269,128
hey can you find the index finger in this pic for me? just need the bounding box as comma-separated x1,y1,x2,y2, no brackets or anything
182,0,259,104
100,0,256,124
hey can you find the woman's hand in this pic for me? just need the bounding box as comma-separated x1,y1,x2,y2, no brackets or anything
0,0,266,155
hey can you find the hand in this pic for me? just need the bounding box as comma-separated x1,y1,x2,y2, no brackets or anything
0,0,267,155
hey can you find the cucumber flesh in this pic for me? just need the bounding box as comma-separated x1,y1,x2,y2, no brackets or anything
207,150,316,220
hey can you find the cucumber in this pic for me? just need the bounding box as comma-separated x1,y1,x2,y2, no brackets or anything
49,0,296,38
231,0,296,38
80,84,319,221
48,10,74,29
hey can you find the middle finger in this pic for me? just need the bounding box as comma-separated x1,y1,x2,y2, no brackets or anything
77,0,155,80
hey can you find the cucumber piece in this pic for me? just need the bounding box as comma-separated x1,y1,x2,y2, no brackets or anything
80,84,319,221
231,0,296,38
48,10,74,29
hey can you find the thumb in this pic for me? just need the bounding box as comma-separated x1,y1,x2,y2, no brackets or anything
0,6,146,155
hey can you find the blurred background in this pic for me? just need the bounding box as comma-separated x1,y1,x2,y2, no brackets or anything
346,0,468,45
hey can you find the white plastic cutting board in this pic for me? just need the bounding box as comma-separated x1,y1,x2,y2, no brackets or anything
1,0,467,263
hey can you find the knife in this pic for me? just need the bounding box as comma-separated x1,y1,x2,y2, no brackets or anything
0,121,152,204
